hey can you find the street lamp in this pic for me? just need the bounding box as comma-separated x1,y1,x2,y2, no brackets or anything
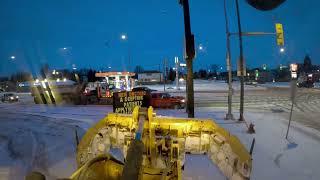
198,44,203,51
10,56,15,60
63,47,67,50
280,47,285,53
121,34,127,40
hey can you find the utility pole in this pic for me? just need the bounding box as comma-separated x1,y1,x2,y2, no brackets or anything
224,0,234,120
159,64,162,82
179,0,196,118
235,0,245,121
175,57,180,90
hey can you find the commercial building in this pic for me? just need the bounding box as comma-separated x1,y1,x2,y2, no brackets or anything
137,71,163,84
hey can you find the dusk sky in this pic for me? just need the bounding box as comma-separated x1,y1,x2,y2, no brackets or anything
0,0,319,76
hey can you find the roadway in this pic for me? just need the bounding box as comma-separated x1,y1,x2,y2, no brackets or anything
171,86,320,131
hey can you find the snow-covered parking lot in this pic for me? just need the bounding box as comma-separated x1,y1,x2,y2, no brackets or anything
0,102,320,180
141,80,267,92
143,80,320,92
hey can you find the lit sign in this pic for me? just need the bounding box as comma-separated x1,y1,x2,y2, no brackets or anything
290,64,298,72
113,91,151,114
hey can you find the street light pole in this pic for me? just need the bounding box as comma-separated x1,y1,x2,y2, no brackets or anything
121,34,131,72
179,0,195,118
163,59,167,92
224,0,234,120
175,57,180,90
127,42,131,72
235,0,245,121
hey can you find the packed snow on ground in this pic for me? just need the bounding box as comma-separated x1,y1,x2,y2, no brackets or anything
1,103,320,180
157,108,320,180
140,80,266,92
261,82,320,89
260,82,290,88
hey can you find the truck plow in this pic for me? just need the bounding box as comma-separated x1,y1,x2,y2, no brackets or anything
70,106,252,180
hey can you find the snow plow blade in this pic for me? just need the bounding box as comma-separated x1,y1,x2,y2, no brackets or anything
73,106,252,180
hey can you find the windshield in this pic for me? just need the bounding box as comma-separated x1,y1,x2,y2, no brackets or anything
1,1,319,180
161,93,171,98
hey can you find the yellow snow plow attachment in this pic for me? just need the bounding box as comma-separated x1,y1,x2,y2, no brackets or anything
71,106,252,180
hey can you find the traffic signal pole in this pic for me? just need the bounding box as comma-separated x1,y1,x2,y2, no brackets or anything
179,0,195,118
235,0,245,121
224,0,234,120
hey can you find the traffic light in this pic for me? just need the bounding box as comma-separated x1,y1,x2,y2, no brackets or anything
255,70,259,78
262,64,267,70
246,0,286,11
275,23,284,46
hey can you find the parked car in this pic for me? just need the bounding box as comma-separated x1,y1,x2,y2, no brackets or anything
245,80,258,86
132,86,157,92
297,74,315,88
297,81,314,88
1,93,19,102
151,92,185,109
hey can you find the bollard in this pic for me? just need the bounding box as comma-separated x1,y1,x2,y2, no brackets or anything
247,123,255,134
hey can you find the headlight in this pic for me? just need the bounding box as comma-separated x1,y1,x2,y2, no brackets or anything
10,97,14,100
16,96,19,99
181,99,185,103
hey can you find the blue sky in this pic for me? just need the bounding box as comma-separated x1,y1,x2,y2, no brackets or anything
0,0,319,76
